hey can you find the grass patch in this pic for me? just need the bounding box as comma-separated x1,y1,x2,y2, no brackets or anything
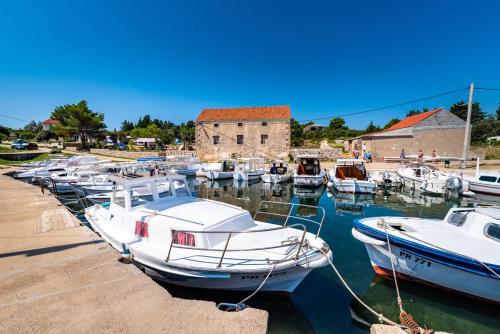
0,146,15,152
0,152,74,165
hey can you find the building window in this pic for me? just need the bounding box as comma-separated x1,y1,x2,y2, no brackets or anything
238,122,243,127
213,136,220,145
261,135,268,144
214,123,219,128
236,135,244,144
262,122,267,126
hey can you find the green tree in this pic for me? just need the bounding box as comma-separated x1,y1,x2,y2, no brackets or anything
383,118,400,129
136,115,152,128
470,117,500,144
450,101,486,125
365,121,380,133
51,100,106,149
406,108,429,117
179,121,195,149
121,120,135,132
130,123,161,139
290,118,304,147
496,104,500,120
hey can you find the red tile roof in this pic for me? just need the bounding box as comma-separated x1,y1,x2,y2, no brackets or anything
42,119,61,125
196,106,291,122
384,108,442,132
360,108,443,137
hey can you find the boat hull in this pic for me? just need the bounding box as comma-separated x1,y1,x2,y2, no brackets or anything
136,260,314,293
468,180,500,196
233,171,265,181
293,175,324,187
359,240,500,303
329,179,376,194
261,174,291,183
207,171,234,180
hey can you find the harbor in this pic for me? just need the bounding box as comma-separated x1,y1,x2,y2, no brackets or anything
0,167,268,334
1,2,500,332
1,152,499,333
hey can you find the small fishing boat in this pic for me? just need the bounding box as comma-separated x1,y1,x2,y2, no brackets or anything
195,162,222,177
464,158,500,196
233,158,265,181
368,170,401,188
397,163,473,196
206,160,237,180
352,207,500,303
327,159,377,194
292,155,326,187
85,175,332,293
261,161,291,183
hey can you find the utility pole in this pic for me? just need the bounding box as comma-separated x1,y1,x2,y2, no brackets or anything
462,83,474,168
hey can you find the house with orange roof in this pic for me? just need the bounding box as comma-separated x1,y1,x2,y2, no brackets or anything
42,119,60,131
345,108,466,161
195,106,291,160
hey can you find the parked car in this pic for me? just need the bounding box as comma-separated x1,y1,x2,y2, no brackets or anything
117,143,128,150
11,139,38,150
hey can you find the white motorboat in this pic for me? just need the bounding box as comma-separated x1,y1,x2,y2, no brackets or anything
327,159,377,194
195,162,222,177
292,155,326,187
261,161,291,183
14,155,102,180
206,160,237,180
46,170,103,194
397,163,473,196
233,158,265,181
352,207,500,303
84,175,332,293
368,170,401,188
464,158,500,196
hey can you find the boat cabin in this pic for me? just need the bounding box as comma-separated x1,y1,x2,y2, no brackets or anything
268,161,288,175
296,155,321,176
220,159,237,172
236,157,265,172
334,159,367,181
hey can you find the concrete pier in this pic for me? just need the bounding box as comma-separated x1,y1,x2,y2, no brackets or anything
0,170,268,334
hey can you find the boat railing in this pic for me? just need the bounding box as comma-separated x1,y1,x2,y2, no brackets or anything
165,223,308,267
253,200,325,237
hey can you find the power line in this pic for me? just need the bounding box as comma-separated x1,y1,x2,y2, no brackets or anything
296,87,469,123
476,87,500,91
0,113,31,123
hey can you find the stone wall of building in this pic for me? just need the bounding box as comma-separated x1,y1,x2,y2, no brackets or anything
195,120,290,161
290,148,342,160
366,128,466,161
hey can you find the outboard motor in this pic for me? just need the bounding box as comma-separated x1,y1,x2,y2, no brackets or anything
383,171,393,185
445,176,463,193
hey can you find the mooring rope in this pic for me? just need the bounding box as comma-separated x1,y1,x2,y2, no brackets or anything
383,222,404,313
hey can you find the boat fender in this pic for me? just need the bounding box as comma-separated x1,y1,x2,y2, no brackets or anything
326,181,333,188
217,302,247,312
118,250,133,264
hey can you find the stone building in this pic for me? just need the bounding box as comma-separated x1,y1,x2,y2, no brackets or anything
345,108,466,160
195,106,291,161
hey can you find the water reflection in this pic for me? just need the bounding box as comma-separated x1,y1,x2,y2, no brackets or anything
61,175,500,333
350,276,500,334
160,282,315,334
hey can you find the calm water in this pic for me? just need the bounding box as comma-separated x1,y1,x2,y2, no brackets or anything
62,178,500,334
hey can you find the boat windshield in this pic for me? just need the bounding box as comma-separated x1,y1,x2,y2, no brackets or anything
335,165,366,180
130,184,154,207
172,180,190,196
297,159,320,175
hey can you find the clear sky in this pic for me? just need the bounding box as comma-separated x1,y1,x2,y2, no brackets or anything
1,0,499,130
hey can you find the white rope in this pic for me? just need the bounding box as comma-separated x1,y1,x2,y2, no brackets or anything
383,222,404,313
311,246,404,329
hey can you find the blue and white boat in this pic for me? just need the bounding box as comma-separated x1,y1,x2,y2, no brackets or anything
352,207,500,303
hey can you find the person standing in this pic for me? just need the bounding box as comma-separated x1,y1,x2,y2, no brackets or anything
418,149,424,162
432,149,437,164
400,148,406,161
362,143,367,154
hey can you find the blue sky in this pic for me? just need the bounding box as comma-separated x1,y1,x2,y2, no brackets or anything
1,0,499,130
